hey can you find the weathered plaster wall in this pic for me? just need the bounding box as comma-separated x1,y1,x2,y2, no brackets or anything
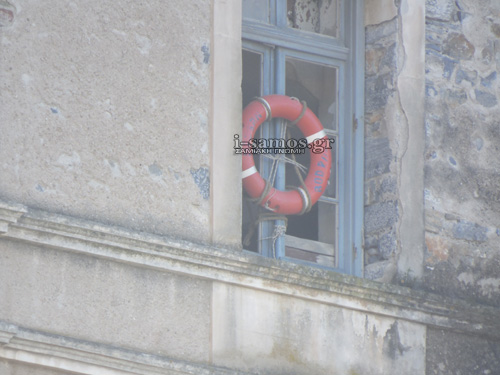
0,0,212,243
212,282,426,375
0,239,212,362
424,0,500,306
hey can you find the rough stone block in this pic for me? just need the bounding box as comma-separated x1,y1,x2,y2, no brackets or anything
442,56,457,79
452,220,488,242
424,251,500,307
475,89,498,108
379,229,397,259
426,328,500,375
446,89,467,106
380,175,397,195
365,200,398,234
365,137,393,179
365,74,395,112
365,260,389,280
365,17,398,45
442,33,475,60
380,43,397,72
365,47,386,76
426,0,457,22
455,69,477,85
480,71,497,88
364,175,397,206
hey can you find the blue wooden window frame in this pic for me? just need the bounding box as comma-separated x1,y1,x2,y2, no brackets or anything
242,0,364,276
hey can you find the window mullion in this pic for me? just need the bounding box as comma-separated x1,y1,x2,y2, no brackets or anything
259,47,277,258
275,0,287,28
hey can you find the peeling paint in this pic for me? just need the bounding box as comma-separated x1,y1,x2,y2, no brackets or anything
201,44,210,64
135,33,152,55
105,159,122,178
56,152,81,170
148,163,163,177
190,167,209,199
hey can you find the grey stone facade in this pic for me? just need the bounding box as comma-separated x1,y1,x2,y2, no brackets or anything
364,0,500,310
364,15,400,280
1,0,500,374
424,0,500,307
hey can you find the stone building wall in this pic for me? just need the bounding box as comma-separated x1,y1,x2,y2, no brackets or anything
424,0,500,306
1,0,500,374
364,0,500,311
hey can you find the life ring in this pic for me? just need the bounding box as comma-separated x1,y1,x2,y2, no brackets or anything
242,94,332,215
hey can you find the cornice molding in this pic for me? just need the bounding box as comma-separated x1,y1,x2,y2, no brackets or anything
0,201,26,234
1,200,499,341
0,321,253,375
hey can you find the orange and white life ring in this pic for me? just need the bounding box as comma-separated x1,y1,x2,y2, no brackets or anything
242,94,332,215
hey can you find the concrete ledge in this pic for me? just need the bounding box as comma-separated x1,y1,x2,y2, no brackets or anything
0,321,253,375
1,200,499,340
0,201,26,234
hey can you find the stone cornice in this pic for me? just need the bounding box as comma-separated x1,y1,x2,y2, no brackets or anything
0,321,253,375
1,200,500,340
0,200,26,234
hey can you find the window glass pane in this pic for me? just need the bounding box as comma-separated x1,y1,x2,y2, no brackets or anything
242,49,263,106
285,57,338,131
285,201,336,267
318,201,337,249
286,0,339,37
284,54,338,264
285,204,336,267
243,0,271,24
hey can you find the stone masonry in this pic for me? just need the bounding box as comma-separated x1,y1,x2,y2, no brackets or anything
424,0,500,307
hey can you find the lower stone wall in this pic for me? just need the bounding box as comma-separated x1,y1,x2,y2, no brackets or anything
426,328,500,375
